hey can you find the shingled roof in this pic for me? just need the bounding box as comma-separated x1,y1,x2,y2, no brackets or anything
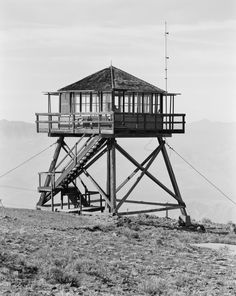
59,66,165,93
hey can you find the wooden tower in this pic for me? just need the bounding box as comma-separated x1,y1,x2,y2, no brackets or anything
36,66,188,217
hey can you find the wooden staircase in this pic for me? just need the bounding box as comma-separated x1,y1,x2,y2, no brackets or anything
37,135,106,208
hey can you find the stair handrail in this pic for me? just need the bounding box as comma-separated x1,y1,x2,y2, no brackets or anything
54,135,102,188
55,134,86,171
52,135,99,187
55,134,94,172
73,135,99,166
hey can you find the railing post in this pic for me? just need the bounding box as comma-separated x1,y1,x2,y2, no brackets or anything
38,173,41,188
98,113,100,134
49,114,52,133
51,172,55,212
61,192,63,210
72,114,75,133
36,114,39,132
75,142,78,165
100,194,103,211
80,193,82,215
169,114,171,131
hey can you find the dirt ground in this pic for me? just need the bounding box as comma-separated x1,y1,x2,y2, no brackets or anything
0,208,236,296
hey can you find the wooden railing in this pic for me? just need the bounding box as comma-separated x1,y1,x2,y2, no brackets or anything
35,112,185,135
35,112,114,135
114,113,185,133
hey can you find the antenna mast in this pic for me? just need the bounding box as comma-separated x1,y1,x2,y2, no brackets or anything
164,21,170,115
165,21,169,95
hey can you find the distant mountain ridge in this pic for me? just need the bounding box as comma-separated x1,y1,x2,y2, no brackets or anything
0,119,36,139
0,119,235,223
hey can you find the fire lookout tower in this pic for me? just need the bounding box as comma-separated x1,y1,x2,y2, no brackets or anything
36,66,188,217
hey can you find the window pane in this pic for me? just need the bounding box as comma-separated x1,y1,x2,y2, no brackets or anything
81,93,90,112
92,93,99,112
74,93,80,113
102,93,112,112
124,95,130,113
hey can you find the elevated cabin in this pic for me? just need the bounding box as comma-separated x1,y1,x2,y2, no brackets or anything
36,66,185,137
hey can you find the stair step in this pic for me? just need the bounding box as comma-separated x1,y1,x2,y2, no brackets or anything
50,137,104,192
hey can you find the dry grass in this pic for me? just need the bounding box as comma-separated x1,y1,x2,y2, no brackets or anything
0,208,236,295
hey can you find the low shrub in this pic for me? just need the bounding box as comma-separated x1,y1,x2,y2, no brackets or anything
201,218,212,224
120,228,140,239
46,266,82,287
140,277,169,295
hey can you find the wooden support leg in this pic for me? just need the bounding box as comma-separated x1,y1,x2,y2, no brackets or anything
68,196,70,209
37,137,64,207
110,139,116,214
100,194,103,212
106,145,111,211
61,192,63,210
51,189,54,212
80,194,82,215
158,137,187,216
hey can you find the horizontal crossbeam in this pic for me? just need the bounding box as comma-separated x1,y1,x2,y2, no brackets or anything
118,205,185,216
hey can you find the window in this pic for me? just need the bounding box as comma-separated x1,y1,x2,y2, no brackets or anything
124,94,132,113
102,93,112,112
143,94,151,113
134,93,142,113
81,93,90,112
153,94,161,113
74,93,80,113
92,93,99,112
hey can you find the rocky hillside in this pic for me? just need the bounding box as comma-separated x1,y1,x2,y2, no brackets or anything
0,208,236,295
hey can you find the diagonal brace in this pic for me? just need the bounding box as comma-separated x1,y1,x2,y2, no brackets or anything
116,144,161,211
83,169,111,207
116,146,160,193
115,142,184,204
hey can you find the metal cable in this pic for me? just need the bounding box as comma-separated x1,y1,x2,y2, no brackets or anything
166,141,236,207
0,142,56,179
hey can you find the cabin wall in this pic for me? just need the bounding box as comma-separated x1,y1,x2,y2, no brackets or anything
60,93,71,114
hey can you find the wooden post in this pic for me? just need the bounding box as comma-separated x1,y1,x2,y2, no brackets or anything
166,203,169,218
110,139,116,214
51,174,54,212
80,193,82,215
100,194,103,211
158,137,187,216
61,192,63,210
106,143,111,211
68,195,70,209
48,93,52,132
37,137,64,207
36,114,39,132
51,191,54,212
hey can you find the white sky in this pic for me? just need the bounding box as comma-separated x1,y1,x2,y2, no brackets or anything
0,0,235,123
